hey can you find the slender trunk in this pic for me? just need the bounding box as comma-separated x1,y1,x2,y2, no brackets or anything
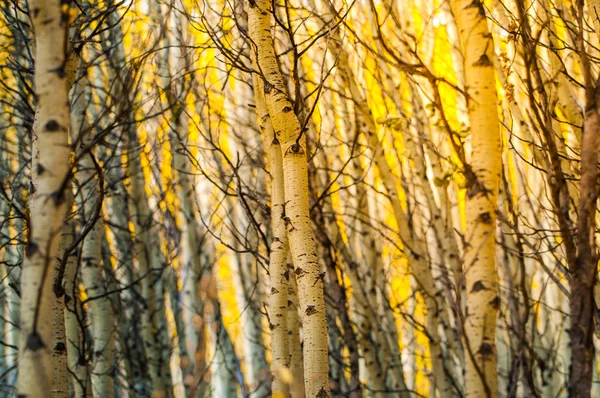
448,0,502,395
153,252,173,398
51,196,75,397
5,7,31,378
71,75,116,398
332,90,410,395
0,202,7,381
104,13,172,391
286,253,305,398
247,1,329,395
268,140,291,395
250,43,294,395
61,214,90,397
18,1,70,395
568,89,600,398
165,265,190,391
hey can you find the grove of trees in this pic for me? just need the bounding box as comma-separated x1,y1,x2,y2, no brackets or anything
0,0,599,396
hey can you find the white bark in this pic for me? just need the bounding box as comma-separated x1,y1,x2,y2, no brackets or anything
18,1,70,395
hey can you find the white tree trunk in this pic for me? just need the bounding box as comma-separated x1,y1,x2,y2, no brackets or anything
18,1,70,395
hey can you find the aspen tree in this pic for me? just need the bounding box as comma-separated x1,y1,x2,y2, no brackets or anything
169,188,237,397
101,4,149,390
126,128,170,398
205,8,272,381
6,211,22,373
306,91,363,397
317,10,452,393
17,0,70,395
448,0,502,395
201,240,241,398
0,201,7,381
165,266,191,390
99,238,131,396
248,41,292,393
51,200,74,398
100,237,136,395
329,80,411,394
266,104,291,396
401,115,464,374
568,79,600,398
171,113,206,394
50,48,81,398
143,9,176,395
150,238,173,398
70,73,116,398
90,62,138,393
209,133,270,396
247,0,330,395
60,200,90,397
285,252,305,398
363,13,468,386
311,204,365,397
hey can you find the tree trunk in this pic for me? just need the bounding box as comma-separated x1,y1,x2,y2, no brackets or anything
568,90,600,398
51,197,74,397
448,0,502,396
17,1,70,395
286,253,305,398
267,139,291,395
71,74,116,398
247,1,330,395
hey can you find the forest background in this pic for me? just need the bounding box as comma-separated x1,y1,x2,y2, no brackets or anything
0,0,599,397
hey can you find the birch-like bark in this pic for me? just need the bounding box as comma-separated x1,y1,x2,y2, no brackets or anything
286,252,305,398
248,41,292,394
268,140,291,395
71,73,116,398
247,1,330,394
449,0,502,395
0,202,7,381
51,196,75,397
17,1,70,395
308,125,399,396
61,208,90,397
